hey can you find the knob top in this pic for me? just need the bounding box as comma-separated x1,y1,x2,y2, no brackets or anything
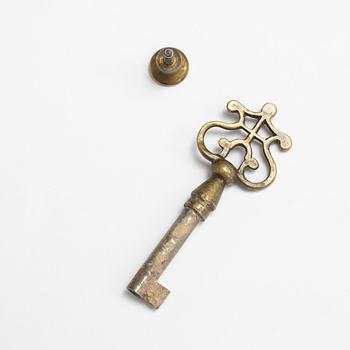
150,47,189,85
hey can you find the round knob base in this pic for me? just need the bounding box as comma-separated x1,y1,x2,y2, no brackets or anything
150,47,189,85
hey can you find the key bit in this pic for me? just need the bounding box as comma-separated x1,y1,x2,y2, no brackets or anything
127,100,292,308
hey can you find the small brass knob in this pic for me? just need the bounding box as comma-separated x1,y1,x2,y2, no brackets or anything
150,47,189,85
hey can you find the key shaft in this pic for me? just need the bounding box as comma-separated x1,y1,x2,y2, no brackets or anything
127,160,237,308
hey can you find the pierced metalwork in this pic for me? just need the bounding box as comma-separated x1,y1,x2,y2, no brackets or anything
127,100,292,309
197,100,292,189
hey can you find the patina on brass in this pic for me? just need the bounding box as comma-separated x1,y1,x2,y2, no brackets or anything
150,47,189,85
198,100,292,188
127,100,292,308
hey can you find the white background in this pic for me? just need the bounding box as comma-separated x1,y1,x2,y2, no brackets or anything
0,1,349,349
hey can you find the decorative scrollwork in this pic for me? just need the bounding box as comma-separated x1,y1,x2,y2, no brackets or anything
197,100,292,189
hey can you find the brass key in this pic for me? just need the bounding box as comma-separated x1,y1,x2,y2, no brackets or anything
127,100,292,308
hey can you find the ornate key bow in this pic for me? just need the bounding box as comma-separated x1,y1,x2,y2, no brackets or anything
198,100,292,188
128,100,292,308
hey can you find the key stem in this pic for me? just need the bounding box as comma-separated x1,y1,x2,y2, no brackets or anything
127,160,237,308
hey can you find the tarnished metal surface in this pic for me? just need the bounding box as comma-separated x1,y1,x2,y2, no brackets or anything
150,47,189,85
127,208,200,308
197,100,292,189
127,101,292,308
127,159,236,308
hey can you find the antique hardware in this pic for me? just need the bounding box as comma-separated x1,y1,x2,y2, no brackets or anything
127,100,292,308
150,47,189,85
